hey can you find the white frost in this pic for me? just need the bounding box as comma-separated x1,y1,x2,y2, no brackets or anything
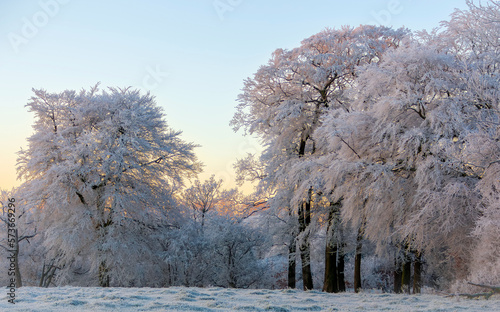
1,287,499,311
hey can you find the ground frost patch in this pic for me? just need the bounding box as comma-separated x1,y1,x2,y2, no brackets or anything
0,286,498,311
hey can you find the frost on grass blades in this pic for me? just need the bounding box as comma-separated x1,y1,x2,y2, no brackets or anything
0,287,499,311
213,0,243,21
6,198,16,304
7,0,70,53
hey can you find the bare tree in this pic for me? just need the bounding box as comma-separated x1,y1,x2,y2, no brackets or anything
183,175,224,227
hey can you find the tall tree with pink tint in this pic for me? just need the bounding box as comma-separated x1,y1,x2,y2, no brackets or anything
231,25,408,291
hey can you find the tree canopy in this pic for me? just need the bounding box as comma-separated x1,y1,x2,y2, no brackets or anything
17,85,200,286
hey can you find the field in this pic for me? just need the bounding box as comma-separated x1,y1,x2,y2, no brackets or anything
1,286,499,311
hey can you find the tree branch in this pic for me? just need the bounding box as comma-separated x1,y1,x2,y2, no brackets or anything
339,137,361,159
449,282,500,299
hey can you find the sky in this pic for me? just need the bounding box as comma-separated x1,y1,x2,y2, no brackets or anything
0,0,470,192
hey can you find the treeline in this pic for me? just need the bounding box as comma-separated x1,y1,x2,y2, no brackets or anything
0,88,272,289
231,0,500,293
1,1,499,293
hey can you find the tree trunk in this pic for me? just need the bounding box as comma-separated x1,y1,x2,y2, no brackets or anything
13,229,22,288
300,242,313,290
413,252,422,294
39,261,58,288
228,245,236,288
323,201,341,293
337,242,346,292
96,188,112,287
354,227,363,293
99,260,110,287
288,236,296,289
394,258,403,294
323,241,338,293
402,260,411,294
298,188,313,291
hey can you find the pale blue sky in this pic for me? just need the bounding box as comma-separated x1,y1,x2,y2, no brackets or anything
0,0,470,191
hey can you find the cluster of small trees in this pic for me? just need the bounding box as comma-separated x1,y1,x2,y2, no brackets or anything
0,86,271,288
232,0,500,293
163,176,272,289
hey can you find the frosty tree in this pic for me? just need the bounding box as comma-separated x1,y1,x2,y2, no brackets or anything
17,85,200,287
312,0,500,292
233,2,500,292
443,0,500,288
0,189,37,287
183,175,223,227
345,40,470,292
232,25,408,291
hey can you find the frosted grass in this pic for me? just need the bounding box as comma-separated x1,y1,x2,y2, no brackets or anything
1,286,498,311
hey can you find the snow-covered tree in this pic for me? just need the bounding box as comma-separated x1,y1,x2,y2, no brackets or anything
183,175,251,223
232,25,409,291
163,209,271,288
353,41,476,291
441,0,500,289
183,175,224,227
17,85,200,286
468,164,500,287
312,1,500,291
205,216,269,288
0,189,37,287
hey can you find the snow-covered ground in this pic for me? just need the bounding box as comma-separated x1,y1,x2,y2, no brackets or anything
1,286,498,311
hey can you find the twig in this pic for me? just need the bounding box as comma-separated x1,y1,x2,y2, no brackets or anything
448,282,500,299
468,282,500,293
338,137,361,159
